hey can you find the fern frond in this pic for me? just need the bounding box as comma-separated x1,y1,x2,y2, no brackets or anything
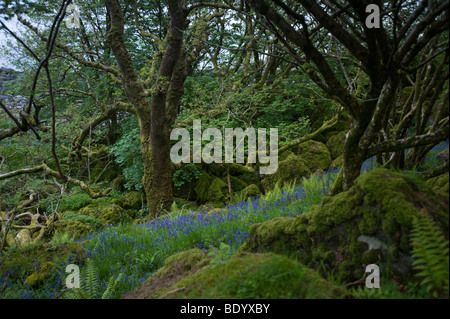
102,273,123,299
81,259,99,299
410,215,449,298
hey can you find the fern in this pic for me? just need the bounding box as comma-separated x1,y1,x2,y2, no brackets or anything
64,259,123,299
101,273,124,299
208,243,232,268
410,215,449,298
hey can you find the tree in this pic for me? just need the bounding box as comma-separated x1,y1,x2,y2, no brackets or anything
243,0,449,190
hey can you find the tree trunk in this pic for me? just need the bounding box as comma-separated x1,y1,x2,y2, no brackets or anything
105,0,189,217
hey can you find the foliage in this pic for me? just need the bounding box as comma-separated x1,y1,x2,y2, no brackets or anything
410,215,449,298
62,212,103,230
208,242,232,268
109,116,144,191
59,193,93,212
64,259,123,299
172,163,202,191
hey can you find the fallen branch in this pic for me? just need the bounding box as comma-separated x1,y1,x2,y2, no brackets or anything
0,164,111,199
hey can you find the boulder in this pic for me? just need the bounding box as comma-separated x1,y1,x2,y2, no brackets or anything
124,249,346,299
326,131,347,159
24,262,54,287
119,191,143,210
425,172,449,198
242,184,262,198
296,140,331,171
194,171,229,204
261,154,311,191
241,168,449,283
53,219,97,239
15,229,32,245
329,155,344,171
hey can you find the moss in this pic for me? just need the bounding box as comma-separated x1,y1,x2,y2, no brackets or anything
426,172,449,198
329,155,344,170
24,262,54,287
111,174,127,191
123,249,212,299
97,203,131,225
76,205,96,217
61,211,103,229
326,131,347,159
195,170,229,204
118,191,143,210
278,150,294,162
261,154,311,191
59,193,92,212
241,168,449,283
194,170,213,201
53,219,97,239
134,252,346,299
242,184,262,198
311,133,328,144
0,242,85,285
15,229,32,246
296,140,331,172
6,232,16,247
229,176,248,192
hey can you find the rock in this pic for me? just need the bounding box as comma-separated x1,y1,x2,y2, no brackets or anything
97,203,131,225
296,140,331,172
111,175,127,191
124,250,346,299
59,193,93,212
0,242,85,287
329,155,344,171
425,172,449,198
6,232,16,247
53,219,97,239
15,229,32,245
24,262,54,287
261,154,311,191
194,171,229,204
119,191,143,210
242,184,262,198
326,131,347,159
240,168,449,283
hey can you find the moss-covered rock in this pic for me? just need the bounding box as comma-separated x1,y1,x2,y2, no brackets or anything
329,155,344,171
238,172,262,187
53,219,97,239
0,242,85,287
242,184,262,198
296,140,331,171
24,262,54,287
241,168,449,283
59,193,92,212
116,191,143,210
15,229,32,246
326,131,347,159
111,174,127,191
75,200,133,226
6,231,16,247
124,250,346,299
123,249,212,299
97,204,131,225
228,176,248,192
262,154,311,191
194,171,229,204
426,172,449,198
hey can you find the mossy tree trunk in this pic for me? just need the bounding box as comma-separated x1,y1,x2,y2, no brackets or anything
105,0,189,216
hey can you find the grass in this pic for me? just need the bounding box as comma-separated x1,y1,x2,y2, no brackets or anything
0,170,338,299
